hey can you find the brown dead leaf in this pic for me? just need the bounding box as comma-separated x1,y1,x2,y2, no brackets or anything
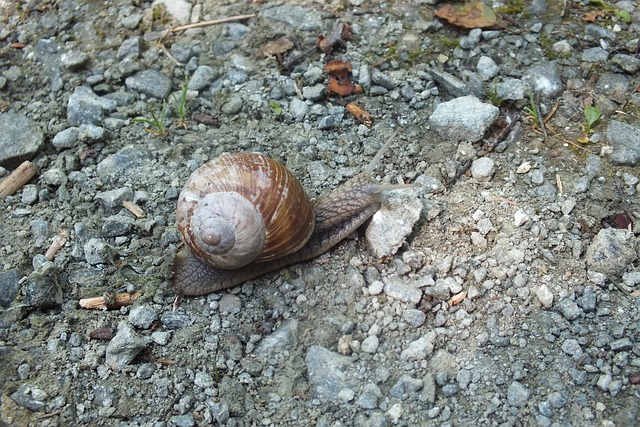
583,10,606,22
257,36,294,59
317,22,352,53
434,1,497,29
346,103,373,127
448,291,467,306
325,60,362,97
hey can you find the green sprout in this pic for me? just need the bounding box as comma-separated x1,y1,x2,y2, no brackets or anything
578,106,602,143
523,92,540,123
172,75,190,129
133,101,168,137
488,82,503,107
269,100,284,116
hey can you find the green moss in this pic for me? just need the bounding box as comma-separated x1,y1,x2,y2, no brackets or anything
495,0,525,15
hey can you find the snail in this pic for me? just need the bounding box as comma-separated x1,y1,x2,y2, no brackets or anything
173,128,412,296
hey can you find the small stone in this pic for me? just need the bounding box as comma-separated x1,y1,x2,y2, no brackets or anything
218,293,242,314
102,214,133,237
52,127,80,149
305,345,352,401
606,120,640,166
361,335,380,353
470,157,495,182
117,36,141,59
357,384,381,409
522,61,563,99
254,319,299,357
136,363,155,380
536,285,554,308
128,305,158,329
477,56,499,81
371,69,396,90
83,238,113,265
402,309,426,327
95,187,133,210
288,98,309,121
67,86,117,126
383,276,422,304
609,337,632,352
125,70,172,99
586,229,638,276
0,111,45,168
221,94,243,115
105,322,147,371
597,373,612,391
548,391,566,408
400,332,435,360
514,209,530,227
10,384,47,411
366,190,422,258
302,84,325,101
579,287,597,312
429,95,499,142
557,298,582,320
160,311,192,329
507,381,530,407
78,124,106,143
61,50,89,70
96,146,147,178
561,339,583,359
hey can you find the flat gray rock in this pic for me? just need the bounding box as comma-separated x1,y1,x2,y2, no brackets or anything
429,96,499,142
606,120,640,165
125,69,172,99
0,111,44,168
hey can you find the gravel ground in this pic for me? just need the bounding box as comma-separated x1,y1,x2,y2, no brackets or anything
1,0,639,426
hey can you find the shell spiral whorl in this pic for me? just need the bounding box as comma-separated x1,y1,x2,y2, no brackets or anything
177,152,315,269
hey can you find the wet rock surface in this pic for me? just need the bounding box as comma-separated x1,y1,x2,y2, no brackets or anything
0,1,639,426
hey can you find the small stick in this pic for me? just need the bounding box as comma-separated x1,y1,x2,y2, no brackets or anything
45,229,70,261
167,14,256,34
79,292,141,310
123,201,146,218
556,174,564,194
0,160,38,199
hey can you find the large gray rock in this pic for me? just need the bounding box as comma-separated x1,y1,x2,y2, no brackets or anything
429,96,499,142
586,228,637,277
606,120,640,166
0,111,44,168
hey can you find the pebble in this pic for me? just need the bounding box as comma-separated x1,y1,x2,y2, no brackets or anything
581,47,610,62
357,384,381,409
400,332,435,360
78,124,106,143
506,381,530,407
606,120,640,166
96,146,148,178
382,276,422,304
152,0,192,24
10,384,47,411
522,61,563,99
477,56,499,81
497,78,526,100
221,94,243,115
288,98,309,121
0,111,45,168
67,86,117,126
160,311,192,329
105,322,147,371
218,293,242,314
23,267,63,308
536,284,554,308
586,228,637,276
371,69,397,90
117,36,141,59
609,337,632,352
83,238,113,265
188,65,218,91
125,70,172,99
561,339,583,359
305,345,352,401
95,187,133,210
366,190,422,258
0,269,21,308
52,127,80,149
429,95,499,142
557,298,582,320
128,305,158,329
61,50,88,70
254,319,299,357
470,157,495,182
102,214,133,237
361,335,379,353
402,309,427,327
302,84,325,101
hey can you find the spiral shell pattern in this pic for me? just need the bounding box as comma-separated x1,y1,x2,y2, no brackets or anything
177,153,315,269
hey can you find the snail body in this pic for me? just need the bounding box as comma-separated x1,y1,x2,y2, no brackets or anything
173,130,404,296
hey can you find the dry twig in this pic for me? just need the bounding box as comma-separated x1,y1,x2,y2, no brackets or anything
0,160,38,199
45,229,70,261
79,292,141,310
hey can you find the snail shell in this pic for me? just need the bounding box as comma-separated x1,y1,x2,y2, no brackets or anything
177,153,315,269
